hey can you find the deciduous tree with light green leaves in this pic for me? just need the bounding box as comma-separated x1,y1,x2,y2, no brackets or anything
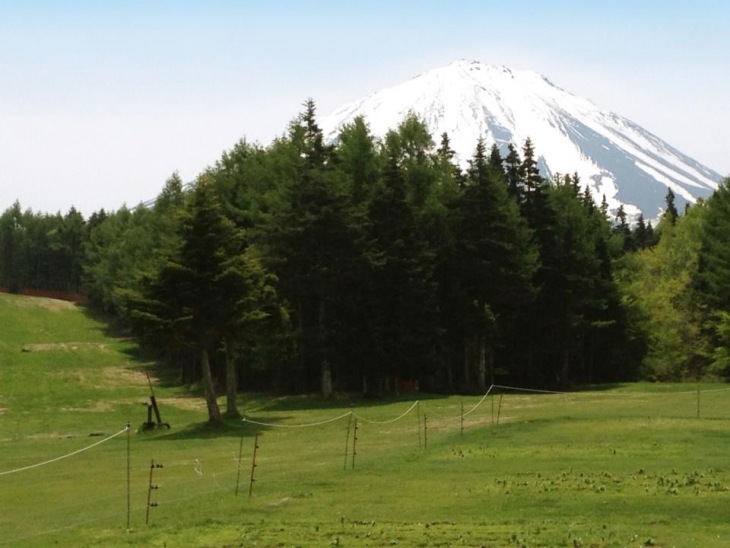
615,203,707,380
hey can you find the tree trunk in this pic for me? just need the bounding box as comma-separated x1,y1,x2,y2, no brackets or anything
200,347,222,423
321,359,333,399
560,347,570,391
318,298,333,398
224,337,239,417
477,332,487,393
463,336,471,392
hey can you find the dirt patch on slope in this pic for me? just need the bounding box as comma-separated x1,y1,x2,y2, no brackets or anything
2,294,77,311
21,342,109,352
100,366,150,387
162,396,207,412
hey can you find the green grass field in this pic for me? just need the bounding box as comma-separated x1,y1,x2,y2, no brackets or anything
1,292,730,547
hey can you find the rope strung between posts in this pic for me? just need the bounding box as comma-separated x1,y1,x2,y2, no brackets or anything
420,387,495,422
237,382,725,430
241,401,423,428
242,412,353,428
0,426,129,477
461,385,494,418
355,400,420,424
491,384,565,395
493,384,730,396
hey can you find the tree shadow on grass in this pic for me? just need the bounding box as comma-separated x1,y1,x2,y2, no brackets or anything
80,303,133,340
79,303,180,389
78,304,185,388
573,383,635,393
247,391,446,413
132,413,295,441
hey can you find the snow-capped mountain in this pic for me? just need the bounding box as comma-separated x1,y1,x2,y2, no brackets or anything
320,59,722,220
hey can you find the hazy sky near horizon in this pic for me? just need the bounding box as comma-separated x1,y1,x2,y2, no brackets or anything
2,1,728,216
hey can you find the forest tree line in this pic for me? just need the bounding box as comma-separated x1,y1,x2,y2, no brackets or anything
2,100,728,421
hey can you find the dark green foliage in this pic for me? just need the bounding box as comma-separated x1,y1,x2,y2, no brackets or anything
18,101,718,392
615,206,706,380
261,101,369,397
452,138,538,390
129,180,243,421
517,182,630,387
663,187,679,225
384,112,436,209
504,142,522,201
84,176,183,320
693,179,730,311
124,178,284,421
628,213,658,251
361,150,439,393
335,116,382,205
690,178,730,377
0,202,24,292
0,202,89,294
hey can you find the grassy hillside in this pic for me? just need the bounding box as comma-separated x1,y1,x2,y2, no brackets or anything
1,293,730,547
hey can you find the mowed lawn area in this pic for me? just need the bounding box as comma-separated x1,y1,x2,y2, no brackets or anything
1,292,730,547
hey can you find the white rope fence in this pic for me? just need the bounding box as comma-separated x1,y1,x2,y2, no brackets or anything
493,384,730,396
2,383,721,545
235,387,522,429
491,384,565,395
240,400,428,429
242,411,352,428
355,400,421,424
236,383,730,430
462,385,495,417
0,426,129,477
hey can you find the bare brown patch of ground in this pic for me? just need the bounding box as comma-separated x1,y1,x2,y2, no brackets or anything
60,400,120,413
100,366,150,387
27,431,77,440
45,365,155,395
2,294,77,311
21,342,109,352
161,396,207,412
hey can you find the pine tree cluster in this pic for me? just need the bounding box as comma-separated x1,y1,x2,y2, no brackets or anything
2,102,728,418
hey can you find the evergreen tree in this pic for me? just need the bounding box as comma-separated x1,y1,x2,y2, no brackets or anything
362,149,439,393
217,244,284,416
487,143,504,174
84,174,186,324
334,116,381,205
127,179,248,422
0,202,24,292
520,138,543,199
520,182,629,387
645,220,658,247
663,187,679,225
504,143,522,201
48,207,86,292
384,112,436,209
633,214,647,249
263,102,368,397
613,204,635,252
692,178,730,371
519,138,549,228
435,132,465,188
454,137,538,390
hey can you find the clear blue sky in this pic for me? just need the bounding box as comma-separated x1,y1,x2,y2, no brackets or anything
1,1,728,216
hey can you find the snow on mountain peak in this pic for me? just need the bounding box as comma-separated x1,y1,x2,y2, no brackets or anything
321,60,722,220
